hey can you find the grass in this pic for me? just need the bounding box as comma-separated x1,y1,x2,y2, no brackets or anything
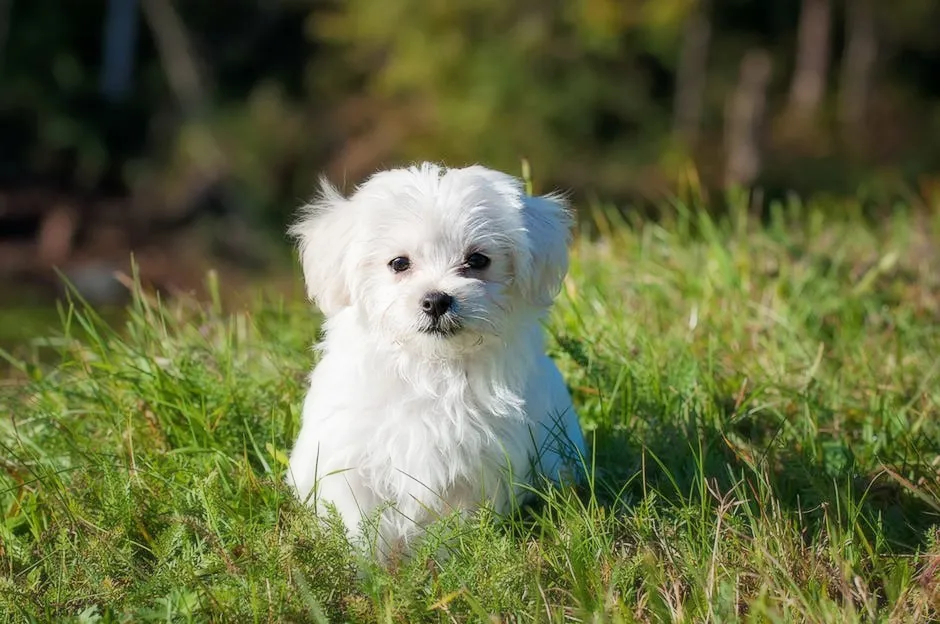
0,285,69,370
1,192,939,622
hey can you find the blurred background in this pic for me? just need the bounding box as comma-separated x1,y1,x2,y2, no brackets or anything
1,0,939,331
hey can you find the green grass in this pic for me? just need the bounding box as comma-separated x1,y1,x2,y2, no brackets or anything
2,195,939,622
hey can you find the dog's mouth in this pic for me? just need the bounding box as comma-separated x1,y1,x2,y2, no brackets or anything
419,317,462,337
420,325,460,337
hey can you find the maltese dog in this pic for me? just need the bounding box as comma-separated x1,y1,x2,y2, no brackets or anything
286,163,585,555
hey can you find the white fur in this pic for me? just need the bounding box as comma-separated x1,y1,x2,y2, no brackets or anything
286,163,585,556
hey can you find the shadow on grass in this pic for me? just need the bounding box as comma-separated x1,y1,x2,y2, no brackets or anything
543,326,940,562
573,372,938,557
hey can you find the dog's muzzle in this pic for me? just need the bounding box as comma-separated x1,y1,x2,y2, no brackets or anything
419,291,461,336
421,291,453,319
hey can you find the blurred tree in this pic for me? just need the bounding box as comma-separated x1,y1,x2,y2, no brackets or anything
725,48,772,188
308,0,675,192
100,0,139,101
140,0,207,115
0,0,10,72
838,0,876,148
672,0,712,147
786,0,831,123
2,0,940,232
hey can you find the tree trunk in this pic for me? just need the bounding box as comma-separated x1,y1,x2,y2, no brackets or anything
839,0,877,147
672,0,712,146
787,0,832,121
725,50,773,188
0,0,11,73
139,0,207,116
100,0,140,101
138,0,264,269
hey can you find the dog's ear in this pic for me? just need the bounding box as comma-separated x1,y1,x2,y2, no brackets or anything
516,193,572,308
289,179,357,316
462,165,572,308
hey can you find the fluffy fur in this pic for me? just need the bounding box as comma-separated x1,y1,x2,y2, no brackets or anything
286,163,585,555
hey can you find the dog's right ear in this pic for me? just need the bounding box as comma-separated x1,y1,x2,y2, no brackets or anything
288,179,356,316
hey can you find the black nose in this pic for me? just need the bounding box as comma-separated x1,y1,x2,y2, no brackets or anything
421,291,453,319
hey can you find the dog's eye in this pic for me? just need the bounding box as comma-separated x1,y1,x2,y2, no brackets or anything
464,253,491,270
388,256,411,273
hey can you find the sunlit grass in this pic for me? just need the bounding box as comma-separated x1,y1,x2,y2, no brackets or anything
1,193,938,622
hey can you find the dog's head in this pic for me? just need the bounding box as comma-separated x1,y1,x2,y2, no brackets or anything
290,163,571,353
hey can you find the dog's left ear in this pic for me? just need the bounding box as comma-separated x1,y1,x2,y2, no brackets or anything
289,179,357,316
460,165,572,308
516,193,572,308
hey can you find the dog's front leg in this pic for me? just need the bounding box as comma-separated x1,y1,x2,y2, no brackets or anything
310,470,377,542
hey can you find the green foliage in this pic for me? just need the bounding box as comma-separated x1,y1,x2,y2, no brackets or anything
312,0,678,189
6,0,940,220
2,197,939,621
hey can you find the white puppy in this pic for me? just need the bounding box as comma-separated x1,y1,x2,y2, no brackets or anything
286,163,585,555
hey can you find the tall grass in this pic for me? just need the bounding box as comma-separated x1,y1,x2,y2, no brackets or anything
1,194,938,622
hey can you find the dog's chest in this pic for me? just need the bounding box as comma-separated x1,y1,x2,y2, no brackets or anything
358,370,530,498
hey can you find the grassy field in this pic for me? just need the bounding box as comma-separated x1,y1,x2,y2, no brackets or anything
1,194,939,622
